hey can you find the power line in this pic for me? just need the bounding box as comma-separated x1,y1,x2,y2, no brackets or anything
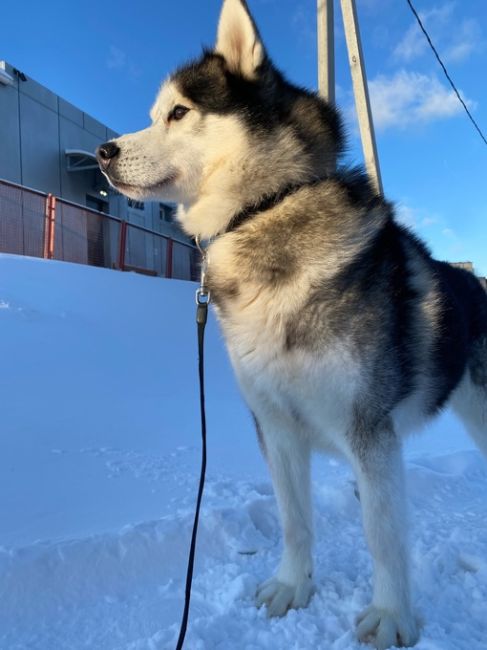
405,0,487,147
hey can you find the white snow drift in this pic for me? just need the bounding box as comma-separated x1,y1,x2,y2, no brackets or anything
0,253,486,650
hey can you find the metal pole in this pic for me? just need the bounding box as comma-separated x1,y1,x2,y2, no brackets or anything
317,0,335,105
43,194,56,259
48,195,56,259
166,237,173,279
118,220,127,271
340,0,383,195
43,195,50,259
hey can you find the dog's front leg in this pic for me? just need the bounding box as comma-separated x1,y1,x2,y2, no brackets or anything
255,416,314,617
350,425,419,649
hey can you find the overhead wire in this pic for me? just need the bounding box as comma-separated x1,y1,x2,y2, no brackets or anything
405,0,487,147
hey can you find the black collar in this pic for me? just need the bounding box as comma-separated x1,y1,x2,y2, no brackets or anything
224,178,324,235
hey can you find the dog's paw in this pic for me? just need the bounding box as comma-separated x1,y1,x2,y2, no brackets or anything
356,605,419,649
255,576,314,617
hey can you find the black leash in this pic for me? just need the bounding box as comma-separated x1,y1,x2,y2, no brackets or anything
175,250,210,650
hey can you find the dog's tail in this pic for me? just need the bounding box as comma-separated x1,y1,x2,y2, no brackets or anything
449,268,487,456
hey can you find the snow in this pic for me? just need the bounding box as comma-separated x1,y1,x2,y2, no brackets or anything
1,252,486,650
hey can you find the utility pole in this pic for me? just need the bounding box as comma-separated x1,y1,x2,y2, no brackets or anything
317,0,383,195
317,0,335,105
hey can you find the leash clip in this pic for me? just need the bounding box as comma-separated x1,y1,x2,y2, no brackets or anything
195,287,210,306
195,236,211,306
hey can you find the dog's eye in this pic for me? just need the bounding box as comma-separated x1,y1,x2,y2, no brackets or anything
169,105,190,122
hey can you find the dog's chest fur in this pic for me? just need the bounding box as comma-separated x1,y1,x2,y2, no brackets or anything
206,216,367,446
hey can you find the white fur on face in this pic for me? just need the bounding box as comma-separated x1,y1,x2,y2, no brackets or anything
102,79,251,237
102,82,202,203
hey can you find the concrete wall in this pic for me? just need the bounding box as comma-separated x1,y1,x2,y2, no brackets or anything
0,61,108,201
0,61,189,243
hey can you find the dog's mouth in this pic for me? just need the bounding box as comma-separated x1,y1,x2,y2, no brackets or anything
105,172,178,197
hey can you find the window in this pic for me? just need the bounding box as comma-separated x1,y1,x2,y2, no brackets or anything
86,195,108,213
127,198,145,210
85,196,106,267
159,203,176,223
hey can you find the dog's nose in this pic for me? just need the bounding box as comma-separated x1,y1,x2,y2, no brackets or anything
96,142,120,170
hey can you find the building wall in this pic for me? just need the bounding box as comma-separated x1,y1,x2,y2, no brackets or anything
0,61,187,242
451,262,487,291
451,261,474,273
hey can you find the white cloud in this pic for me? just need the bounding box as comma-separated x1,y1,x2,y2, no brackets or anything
396,204,417,229
106,46,126,70
395,203,465,261
444,19,483,63
106,46,142,80
394,3,483,65
442,227,456,239
396,204,439,230
359,0,395,11
368,69,475,130
393,23,428,62
292,3,315,43
394,3,454,61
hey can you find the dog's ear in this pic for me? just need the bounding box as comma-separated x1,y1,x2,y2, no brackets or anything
215,0,265,78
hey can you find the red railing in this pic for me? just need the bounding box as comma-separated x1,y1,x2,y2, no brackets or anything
0,179,199,281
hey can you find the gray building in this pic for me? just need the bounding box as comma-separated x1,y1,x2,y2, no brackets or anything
451,261,487,291
0,59,185,240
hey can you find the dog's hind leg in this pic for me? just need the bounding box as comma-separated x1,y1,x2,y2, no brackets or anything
450,338,487,458
349,420,419,650
254,414,314,617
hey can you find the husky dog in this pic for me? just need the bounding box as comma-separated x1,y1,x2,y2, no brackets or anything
96,1,487,647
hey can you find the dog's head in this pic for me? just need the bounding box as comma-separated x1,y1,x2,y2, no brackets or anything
97,0,344,236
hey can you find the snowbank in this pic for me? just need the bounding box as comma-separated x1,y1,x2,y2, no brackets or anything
0,253,485,650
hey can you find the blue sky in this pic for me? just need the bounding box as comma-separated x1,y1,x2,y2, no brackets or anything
2,0,487,273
